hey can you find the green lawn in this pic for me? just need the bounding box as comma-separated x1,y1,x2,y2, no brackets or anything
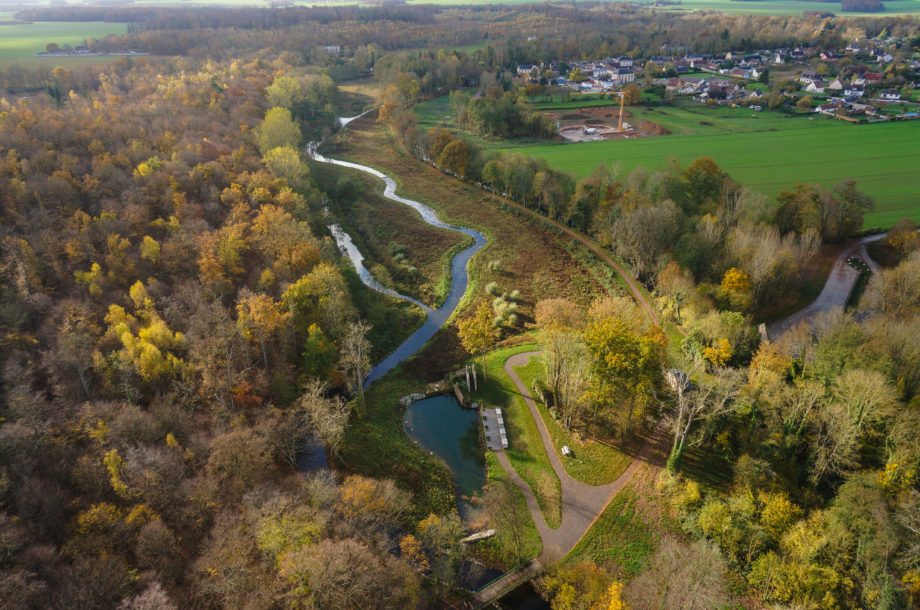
0,22,128,58
473,342,563,529
499,120,920,228
477,452,543,566
562,487,654,575
0,55,127,70
511,354,633,486
414,92,554,150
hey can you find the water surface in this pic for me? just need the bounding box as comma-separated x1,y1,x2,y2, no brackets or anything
403,395,486,503
309,143,486,386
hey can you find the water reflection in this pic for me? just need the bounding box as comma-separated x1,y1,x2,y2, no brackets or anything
403,395,486,513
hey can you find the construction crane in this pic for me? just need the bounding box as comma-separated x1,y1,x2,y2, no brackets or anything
615,89,626,131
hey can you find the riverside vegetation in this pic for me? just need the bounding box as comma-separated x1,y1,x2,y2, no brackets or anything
1,3,919,609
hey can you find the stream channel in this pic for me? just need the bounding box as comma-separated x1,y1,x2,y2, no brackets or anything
304,116,487,485
309,142,486,386
304,117,549,607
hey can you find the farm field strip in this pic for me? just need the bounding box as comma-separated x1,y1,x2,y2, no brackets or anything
0,22,128,58
499,121,920,227
0,56,124,69
623,105,837,135
656,0,920,15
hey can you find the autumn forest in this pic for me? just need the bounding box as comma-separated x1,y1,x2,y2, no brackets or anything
1,3,919,610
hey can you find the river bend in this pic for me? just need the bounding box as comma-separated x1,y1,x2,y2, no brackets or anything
308,141,487,386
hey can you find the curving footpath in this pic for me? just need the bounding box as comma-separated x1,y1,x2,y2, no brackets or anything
473,352,655,607
381,115,659,326
499,351,652,564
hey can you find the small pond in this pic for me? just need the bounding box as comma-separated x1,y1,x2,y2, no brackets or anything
403,395,486,512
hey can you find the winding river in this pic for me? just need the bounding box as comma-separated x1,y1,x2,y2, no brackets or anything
308,124,487,386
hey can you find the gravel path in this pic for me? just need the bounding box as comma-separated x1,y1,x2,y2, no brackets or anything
767,233,884,339
497,351,652,564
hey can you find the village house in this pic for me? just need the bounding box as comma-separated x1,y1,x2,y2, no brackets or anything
611,67,635,84
805,81,826,94
844,84,866,98
880,90,901,101
816,101,844,115
516,64,536,77
798,71,819,84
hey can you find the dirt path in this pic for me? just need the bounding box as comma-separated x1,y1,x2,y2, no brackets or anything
384,121,659,326
494,196,659,326
767,234,884,339
497,351,653,564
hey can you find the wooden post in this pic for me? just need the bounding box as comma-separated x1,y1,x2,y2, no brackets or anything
465,366,471,393
472,363,478,391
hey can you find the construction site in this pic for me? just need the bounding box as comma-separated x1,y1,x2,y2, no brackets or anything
549,93,671,141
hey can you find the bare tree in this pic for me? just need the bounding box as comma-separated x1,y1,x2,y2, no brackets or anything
535,299,589,428
624,536,730,609
339,320,372,408
895,490,920,573
865,252,920,317
298,378,349,460
279,537,419,609
119,582,178,610
811,369,897,482
661,366,741,473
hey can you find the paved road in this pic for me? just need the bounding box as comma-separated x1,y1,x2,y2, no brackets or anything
767,233,884,339
497,351,653,564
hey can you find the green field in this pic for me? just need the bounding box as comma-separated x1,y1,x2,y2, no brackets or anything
625,104,838,135
414,90,549,150
0,21,128,58
102,0,920,12
499,120,920,228
657,0,920,15
0,55,126,70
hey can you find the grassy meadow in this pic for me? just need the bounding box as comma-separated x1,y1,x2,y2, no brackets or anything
0,21,129,69
562,487,654,574
657,0,920,15
511,353,634,486
499,120,920,228
0,21,128,57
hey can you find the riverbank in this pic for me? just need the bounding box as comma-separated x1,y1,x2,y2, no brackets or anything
323,116,615,529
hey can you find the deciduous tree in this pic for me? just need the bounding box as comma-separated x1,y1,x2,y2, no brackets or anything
297,378,349,459
583,316,666,440
339,320,371,408
457,301,499,381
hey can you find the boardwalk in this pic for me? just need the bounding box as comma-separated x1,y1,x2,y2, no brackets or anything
471,559,543,608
